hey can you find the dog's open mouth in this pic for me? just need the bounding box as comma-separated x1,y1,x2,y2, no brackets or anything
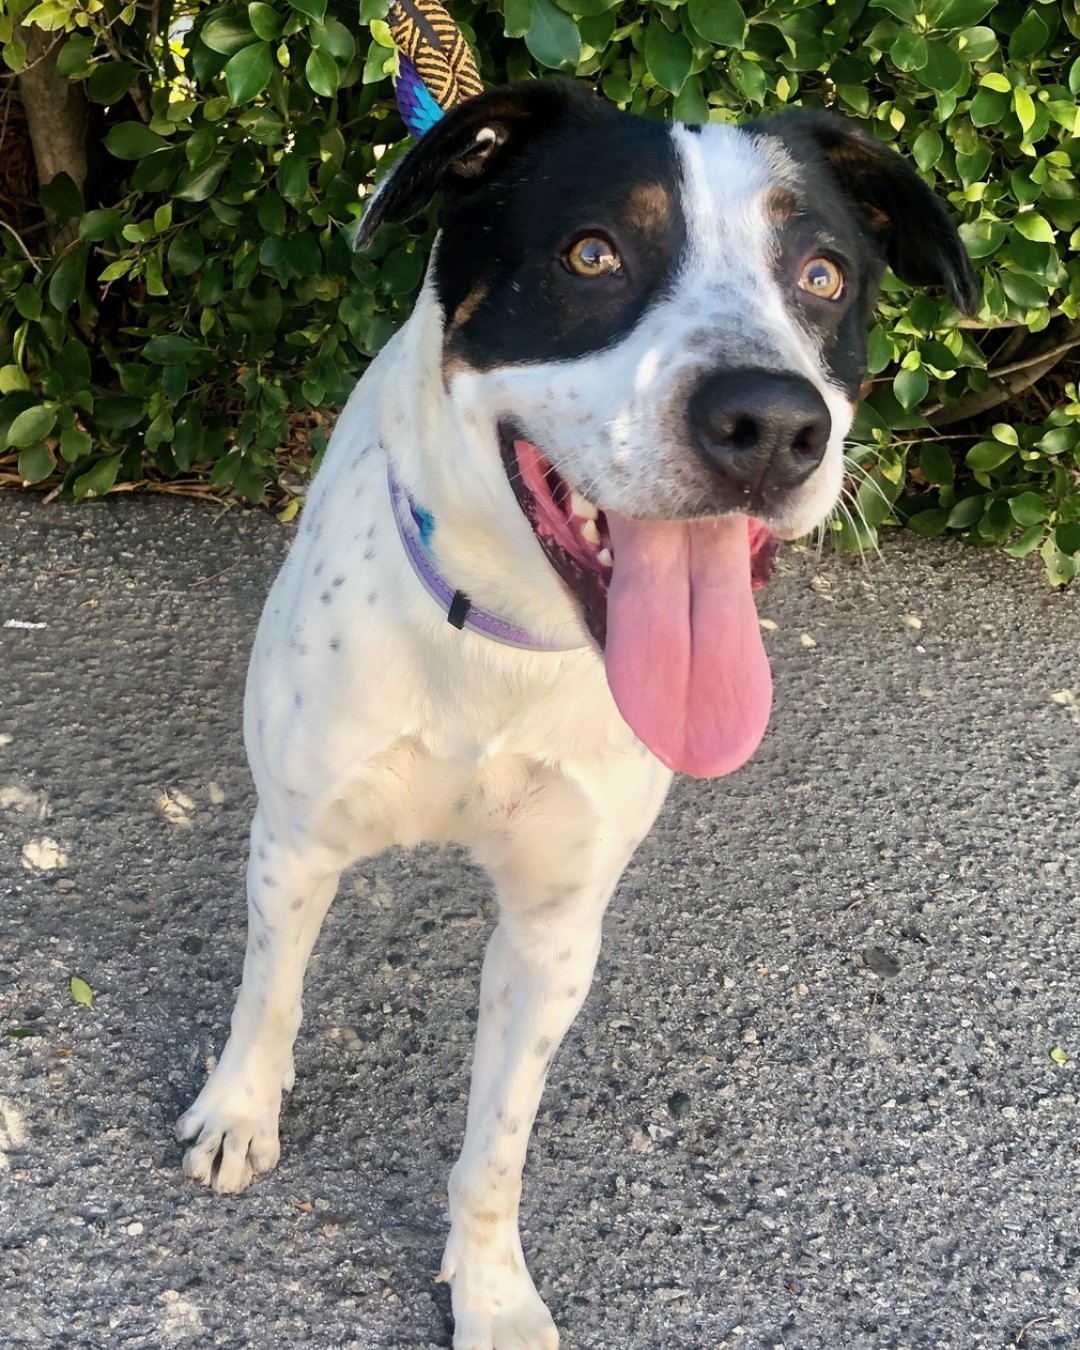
500,426,783,779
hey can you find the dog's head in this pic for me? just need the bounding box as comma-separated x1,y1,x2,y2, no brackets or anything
358,78,977,777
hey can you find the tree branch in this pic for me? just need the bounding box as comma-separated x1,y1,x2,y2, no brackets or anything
926,319,1080,427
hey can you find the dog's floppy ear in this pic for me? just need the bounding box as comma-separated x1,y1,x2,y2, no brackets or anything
754,111,980,316
355,76,607,251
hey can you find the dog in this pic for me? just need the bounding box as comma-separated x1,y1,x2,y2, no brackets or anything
177,77,977,1349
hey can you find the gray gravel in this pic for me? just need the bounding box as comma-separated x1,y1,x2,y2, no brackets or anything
1,491,1079,1350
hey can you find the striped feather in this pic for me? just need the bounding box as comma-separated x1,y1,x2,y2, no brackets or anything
388,0,482,132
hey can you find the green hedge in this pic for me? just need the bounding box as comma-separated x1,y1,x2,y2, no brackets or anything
1,1,1078,578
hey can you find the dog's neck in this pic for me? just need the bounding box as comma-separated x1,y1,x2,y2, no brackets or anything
374,274,590,652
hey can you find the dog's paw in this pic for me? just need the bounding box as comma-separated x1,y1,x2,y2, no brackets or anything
175,1074,283,1194
441,1243,558,1350
450,1291,558,1350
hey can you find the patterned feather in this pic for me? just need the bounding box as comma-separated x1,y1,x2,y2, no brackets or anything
388,0,483,137
394,52,447,138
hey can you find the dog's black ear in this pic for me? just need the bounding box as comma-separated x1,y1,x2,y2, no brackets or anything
754,111,980,316
355,77,608,251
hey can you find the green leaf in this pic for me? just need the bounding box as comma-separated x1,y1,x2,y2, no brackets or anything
226,41,272,104
105,122,170,160
687,0,745,48
94,396,146,432
87,61,138,105
79,208,122,242
1013,86,1036,135
919,38,965,92
1009,491,1047,526
893,365,929,411
870,0,917,21
919,442,954,486
48,246,87,312
1010,9,1050,63
1056,523,1080,556
144,335,201,364
60,425,92,463
7,404,56,449
965,440,1015,472
892,31,929,71
1003,523,1044,558
1000,270,1048,310
248,1,283,40
39,172,84,219
73,454,122,501
175,158,227,202
933,0,995,27
0,366,30,394
525,0,581,70
505,0,534,37
945,494,986,529
673,75,709,126
958,219,1007,259
311,17,356,62
15,285,42,322
912,128,943,172
967,87,1005,127
290,0,327,19
70,977,93,1009
1013,213,1055,244
644,21,693,96
866,325,893,375
18,440,55,483
304,47,339,98
201,12,257,55
167,229,205,277
906,507,950,537
729,53,767,105
55,33,94,76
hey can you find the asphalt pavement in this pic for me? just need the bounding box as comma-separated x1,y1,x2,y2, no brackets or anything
1,490,1078,1349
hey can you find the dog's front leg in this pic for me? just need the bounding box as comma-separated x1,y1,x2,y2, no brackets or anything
176,805,344,1193
443,760,668,1350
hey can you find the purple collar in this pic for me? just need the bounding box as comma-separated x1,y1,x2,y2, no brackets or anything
387,463,586,652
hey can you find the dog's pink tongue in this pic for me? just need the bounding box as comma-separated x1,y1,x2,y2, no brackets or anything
604,513,772,779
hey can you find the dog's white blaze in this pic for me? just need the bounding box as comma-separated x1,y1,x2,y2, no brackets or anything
440,122,851,543
669,123,851,536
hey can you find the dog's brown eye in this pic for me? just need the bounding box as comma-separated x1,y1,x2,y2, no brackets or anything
565,236,620,278
798,257,844,300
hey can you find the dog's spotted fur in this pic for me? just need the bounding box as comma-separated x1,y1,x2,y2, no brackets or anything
177,79,976,1348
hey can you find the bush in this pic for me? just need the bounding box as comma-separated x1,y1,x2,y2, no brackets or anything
1,1,1078,578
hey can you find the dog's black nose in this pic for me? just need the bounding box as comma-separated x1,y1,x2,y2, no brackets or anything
689,370,831,495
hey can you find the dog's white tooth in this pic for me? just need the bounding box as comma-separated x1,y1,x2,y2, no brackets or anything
597,548,613,568
581,519,600,545
570,491,597,521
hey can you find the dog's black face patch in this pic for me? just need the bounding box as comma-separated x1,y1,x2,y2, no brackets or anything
435,110,687,370
751,112,980,326
762,186,884,401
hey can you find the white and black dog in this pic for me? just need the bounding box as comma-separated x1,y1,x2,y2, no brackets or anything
177,78,977,1348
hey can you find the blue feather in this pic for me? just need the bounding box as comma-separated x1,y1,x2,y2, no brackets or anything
395,53,445,138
